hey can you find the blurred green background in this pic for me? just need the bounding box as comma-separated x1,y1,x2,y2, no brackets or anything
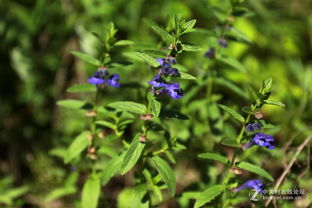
0,0,311,207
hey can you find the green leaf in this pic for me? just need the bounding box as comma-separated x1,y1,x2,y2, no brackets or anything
142,50,166,58
194,185,225,208
221,139,241,148
67,83,96,93
108,101,147,114
217,54,247,72
131,185,149,208
215,78,249,100
135,52,160,67
182,44,202,51
151,26,174,43
82,176,101,208
181,19,196,34
57,99,87,109
147,93,161,117
114,40,134,46
150,156,176,197
102,156,123,185
159,109,189,120
264,100,285,107
150,185,163,205
198,153,229,165
219,104,245,123
65,131,90,163
70,51,100,66
260,78,272,94
45,187,76,202
95,120,116,129
120,135,146,175
241,106,254,114
227,27,251,44
237,162,274,181
179,72,196,80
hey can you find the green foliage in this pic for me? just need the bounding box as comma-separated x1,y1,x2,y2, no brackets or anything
1,0,311,207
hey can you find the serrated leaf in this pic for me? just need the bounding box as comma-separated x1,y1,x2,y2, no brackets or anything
70,51,100,66
150,156,176,197
67,83,96,93
108,101,147,114
237,162,274,181
147,93,161,117
95,120,116,129
82,176,101,208
57,100,87,109
120,135,145,175
102,156,123,185
65,131,90,163
264,100,285,107
219,104,245,123
135,52,160,67
198,153,229,165
179,72,196,80
182,44,202,51
194,185,224,208
217,54,247,72
151,26,174,43
114,40,134,46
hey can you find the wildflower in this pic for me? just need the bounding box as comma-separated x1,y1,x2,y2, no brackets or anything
234,179,264,194
218,38,228,48
88,68,120,88
88,71,105,85
107,74,120,88
156,57,180,77
164,83,183,99
149,74,167,88
246,123,262,132
204,48,216,59
242,132,275,150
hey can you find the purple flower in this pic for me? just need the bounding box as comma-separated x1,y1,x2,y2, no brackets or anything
88,68,120,88
164,83,183,99
234,179,264,194
156,58,180,77
253,123,262,131
165,57,176,65
218,38,228,48
204,48,215,59
107,74,120,88
88,71,105,85
168,68,180,77
246,124,255,132
246,123,262,132
157,58,165,66
149,74,167,88
242,132,275,150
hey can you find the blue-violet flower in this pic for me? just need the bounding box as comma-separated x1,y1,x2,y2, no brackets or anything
234,179,264,194
242,132,275,150
246,123,262,132
88,68,120,88
204,48,216,59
